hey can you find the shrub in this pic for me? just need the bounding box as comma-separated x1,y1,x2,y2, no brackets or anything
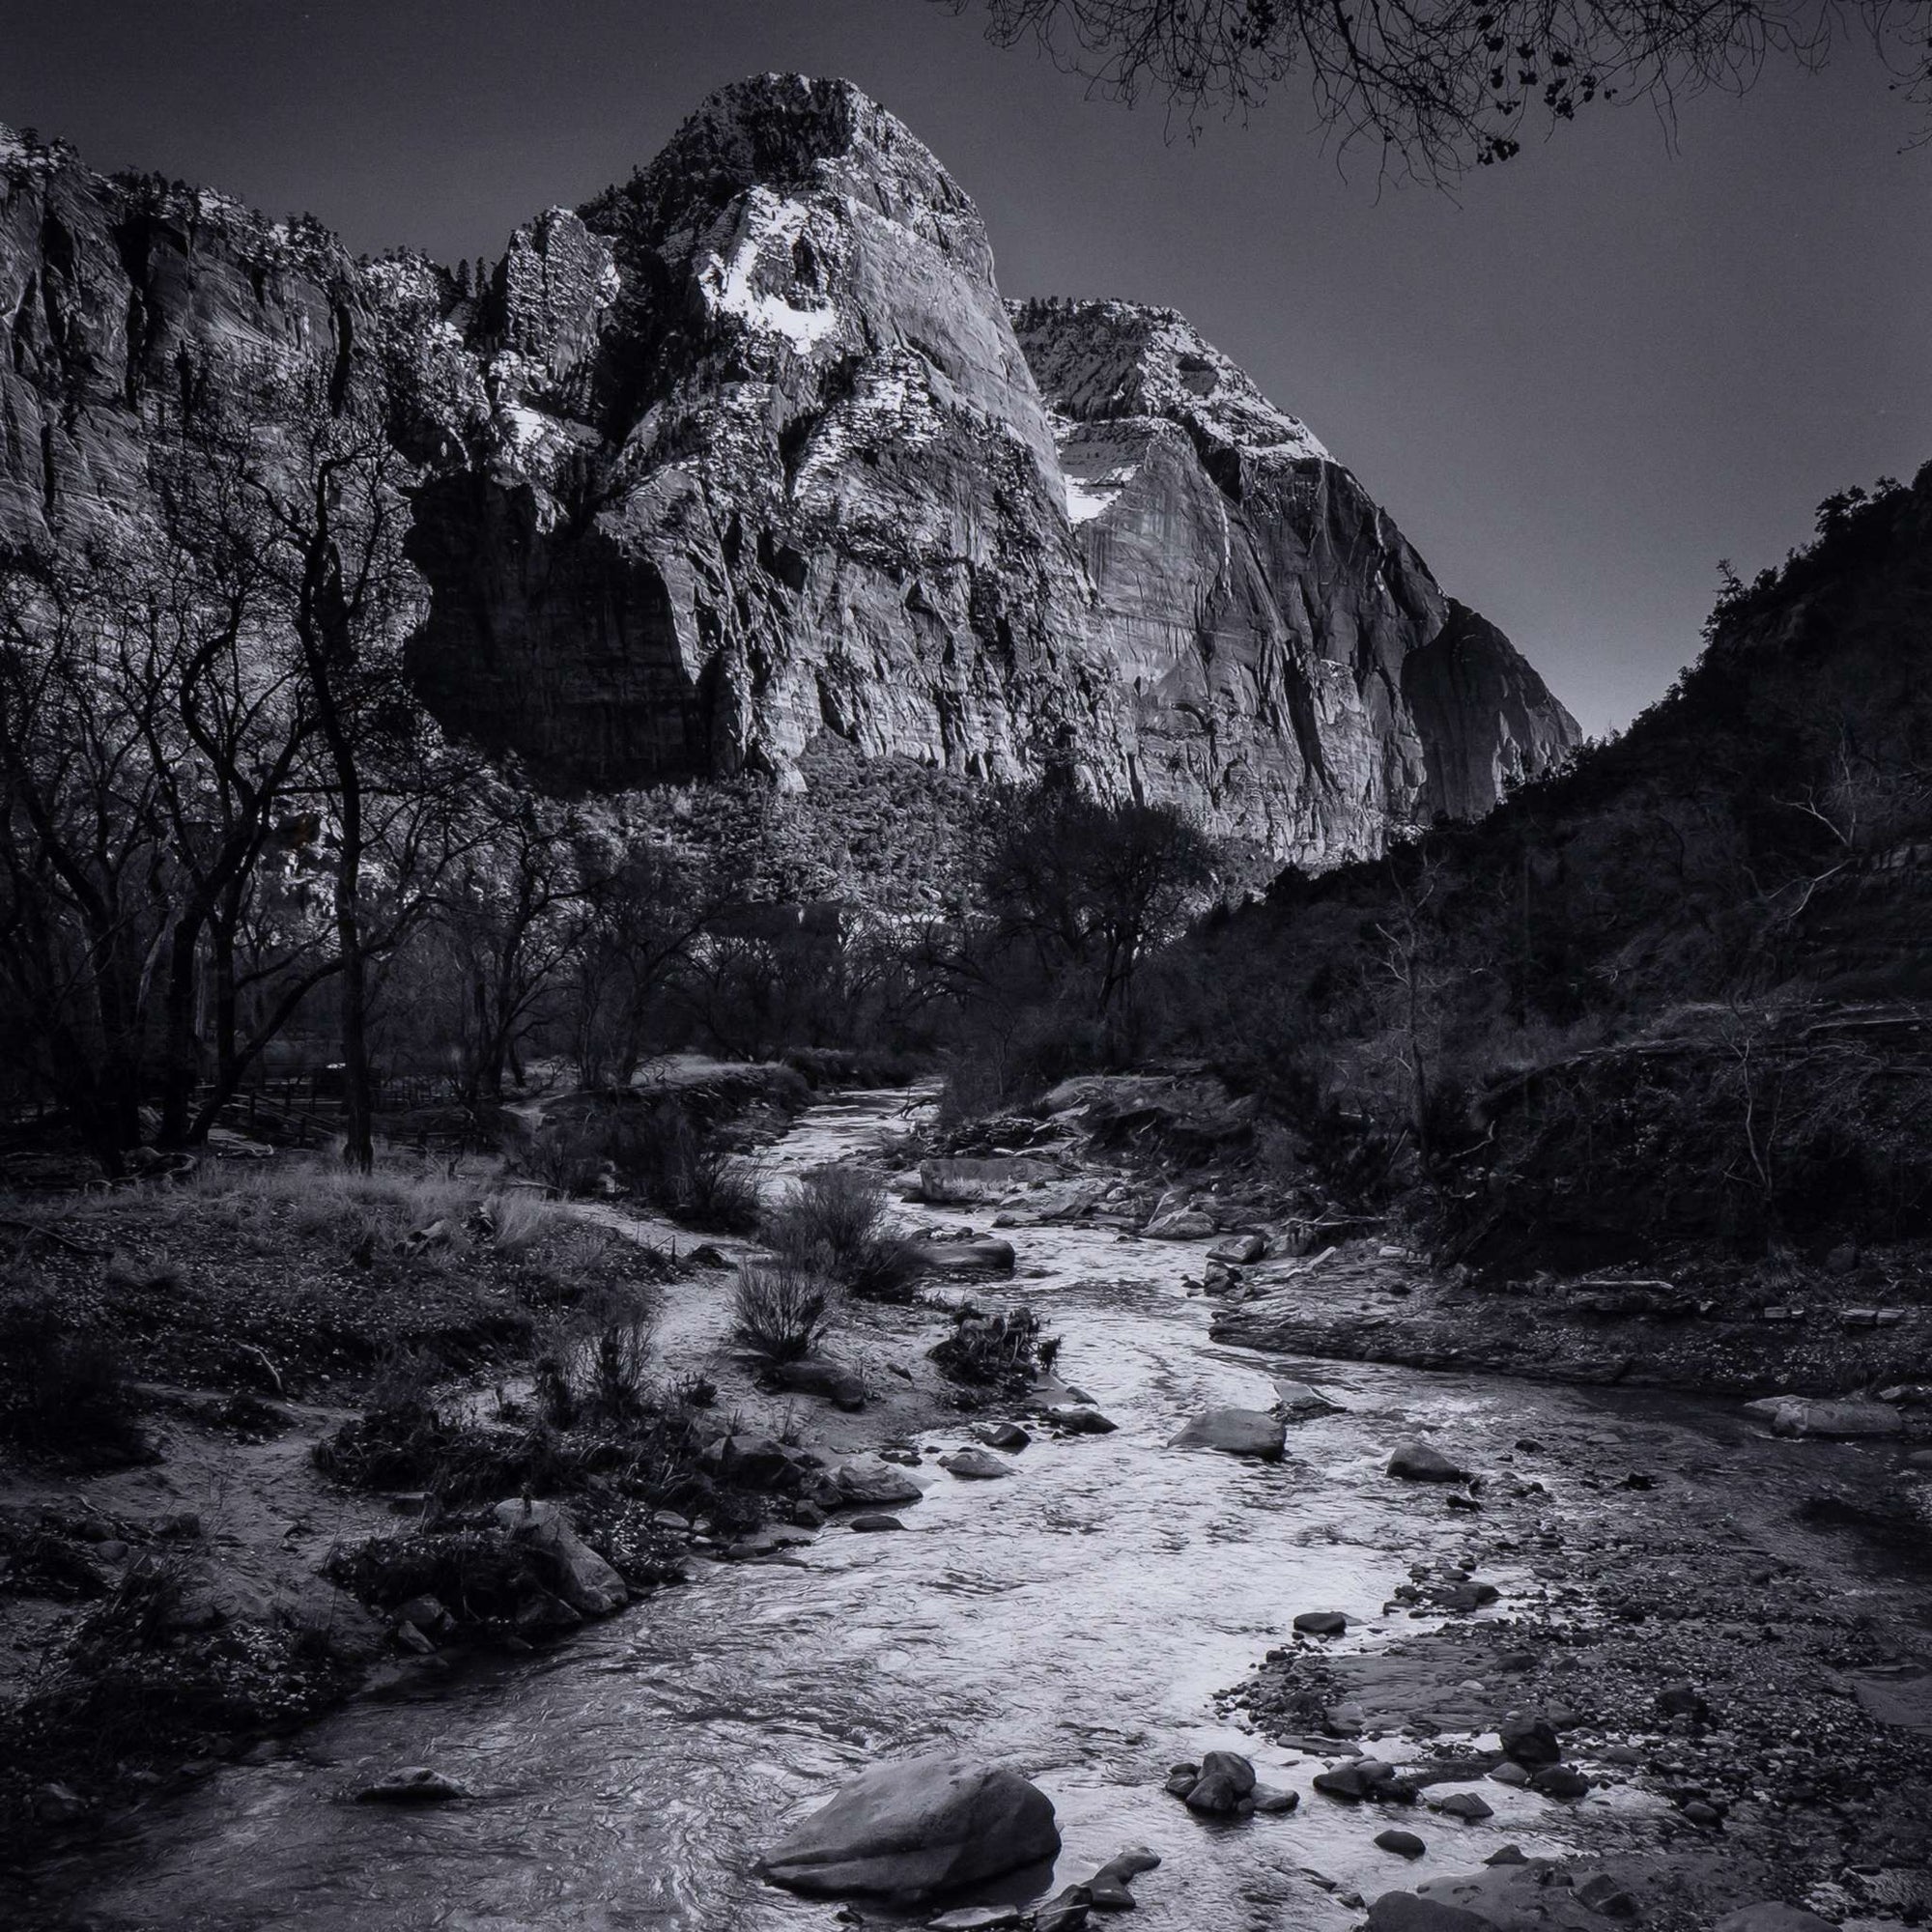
762,1166,923,1303
530,1288,658,1430
666,1147,763,1234
0,1295,148,1465
731,1264,833,1362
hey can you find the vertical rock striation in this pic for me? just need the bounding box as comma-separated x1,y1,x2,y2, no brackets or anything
0,80,1578,867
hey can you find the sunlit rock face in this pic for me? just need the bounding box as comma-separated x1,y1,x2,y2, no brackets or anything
405,74,1123,794
0,80,1577,861
1011,297,1579,862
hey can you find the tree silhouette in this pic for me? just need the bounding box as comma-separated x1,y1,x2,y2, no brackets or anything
944,0,1932,178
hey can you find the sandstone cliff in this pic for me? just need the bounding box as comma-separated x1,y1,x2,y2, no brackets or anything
0,80,1578,866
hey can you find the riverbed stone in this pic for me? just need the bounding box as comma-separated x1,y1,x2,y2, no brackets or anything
764,1358,867,1411
1146,1208,1217,1240
1045,1406,1119,1435
1434,1791,1494,1821
972,1421,1031,1451
1498,1714,1561,1766
756,1754,1060,1898
918,1156,1062,1204
1087,1844,1161,1906
1388,1439,1473,1483
1716,1908,1838,1932
492,1499,626,1616
1529,1766,1591,1801
355,1766,470,1804
1741,1396,1904,1439
831,1456,925,1508
939,1447,1013,1481
1294,1610,1349,1635
1169,1407,1286,1460
848,1513,904,1532
1376,1829,1427,1857
1274,1378,1343,1419
1367,1892,1495,1932
909,1236,1017,1276
1209,1233,1267,1264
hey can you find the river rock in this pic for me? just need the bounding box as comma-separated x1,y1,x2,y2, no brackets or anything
1146,1208,1218,1240
1294,1610,1349,1635
1087,1845,1161,1907
1169,1407,1286,1460
1251,1784,1300,1813
1367,1892,1497,1932
755,1754,1060,1898
909,1236,1017,1277
1388,1439,1472,1483
1209,1233,1267,1264
1498,1714,1561,1767
492,1499,627,1616
765,1357,867,1411
919,1156,1062,1205
1045,1406,1119,1435
1314,1759,1403,1802
1528,1766,1590,1801
972,1421,1031,1451
939,1446,1013,1480
1376,1829,1427,1858
1741,1396,1904,1439
1434,1791,1494,1821
928,1910,1028,1931
848,1514,904,1532
1274,1378,1343,1419
832,1457,926,1508
1716,1909,1838,1932
355,1766,471,1804
1036,1886,1094,1932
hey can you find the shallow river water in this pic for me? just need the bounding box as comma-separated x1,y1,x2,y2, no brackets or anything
32,1091,1908,1931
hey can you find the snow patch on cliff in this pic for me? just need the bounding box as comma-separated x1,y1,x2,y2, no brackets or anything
700,187,838,351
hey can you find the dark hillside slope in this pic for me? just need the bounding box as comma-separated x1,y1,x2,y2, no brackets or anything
1162,469,1932,1270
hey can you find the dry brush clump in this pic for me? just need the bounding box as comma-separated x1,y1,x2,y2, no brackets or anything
0,1290,149,1466
761,1165,923,1302
730,1263,834,1363
506,1098,763,1232
928,1303,1057,1393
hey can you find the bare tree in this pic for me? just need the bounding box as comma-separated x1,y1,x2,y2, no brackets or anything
946,0,1932,178
0,545,168,1168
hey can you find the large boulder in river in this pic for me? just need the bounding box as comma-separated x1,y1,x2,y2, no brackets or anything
1741,1396,1903,1439
1169,1407,1286,1460
1387,1438,1472,1483
832,1455,926,1508
909,1236,1018,1277
919,1156,1062,1204
757,1754,1060,1898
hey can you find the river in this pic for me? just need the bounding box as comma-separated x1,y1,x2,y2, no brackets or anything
32,1088,1910,1931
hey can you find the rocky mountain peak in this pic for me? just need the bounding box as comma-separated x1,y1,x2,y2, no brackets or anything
1011,296,1329,468
0,81,1578,869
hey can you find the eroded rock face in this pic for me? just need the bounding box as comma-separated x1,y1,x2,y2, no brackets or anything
0,80,1577,865
1012,297,1579,861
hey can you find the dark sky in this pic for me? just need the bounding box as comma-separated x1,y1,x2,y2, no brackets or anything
10,1,1930,735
